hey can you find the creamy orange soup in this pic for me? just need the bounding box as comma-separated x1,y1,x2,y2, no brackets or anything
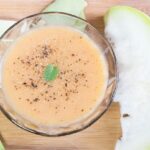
2,26,108,125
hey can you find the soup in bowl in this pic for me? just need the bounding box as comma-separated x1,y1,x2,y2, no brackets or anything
0,12,117,136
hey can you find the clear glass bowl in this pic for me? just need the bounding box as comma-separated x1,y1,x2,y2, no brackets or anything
0,12,117,136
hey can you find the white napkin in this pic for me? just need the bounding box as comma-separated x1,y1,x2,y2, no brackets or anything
0,20,16,37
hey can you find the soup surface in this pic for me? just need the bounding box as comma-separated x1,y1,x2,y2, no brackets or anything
2,26,108,125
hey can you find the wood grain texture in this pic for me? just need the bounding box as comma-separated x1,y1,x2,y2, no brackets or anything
0,0,149,149
0,103,121,150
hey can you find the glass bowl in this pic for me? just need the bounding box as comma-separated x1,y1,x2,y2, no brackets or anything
0,12,117,136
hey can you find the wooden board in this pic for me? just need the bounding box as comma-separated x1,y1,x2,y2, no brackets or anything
0,0,150,149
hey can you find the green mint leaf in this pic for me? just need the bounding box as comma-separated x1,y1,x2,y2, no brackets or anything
44,64,59,81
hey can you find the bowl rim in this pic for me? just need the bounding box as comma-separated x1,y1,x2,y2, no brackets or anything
0,11,118,137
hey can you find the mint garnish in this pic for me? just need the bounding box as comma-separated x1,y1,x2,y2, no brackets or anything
44,64,59,81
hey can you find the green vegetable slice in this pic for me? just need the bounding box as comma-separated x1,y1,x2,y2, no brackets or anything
42,0,87,30
0,141,5,150
43,0,87,19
